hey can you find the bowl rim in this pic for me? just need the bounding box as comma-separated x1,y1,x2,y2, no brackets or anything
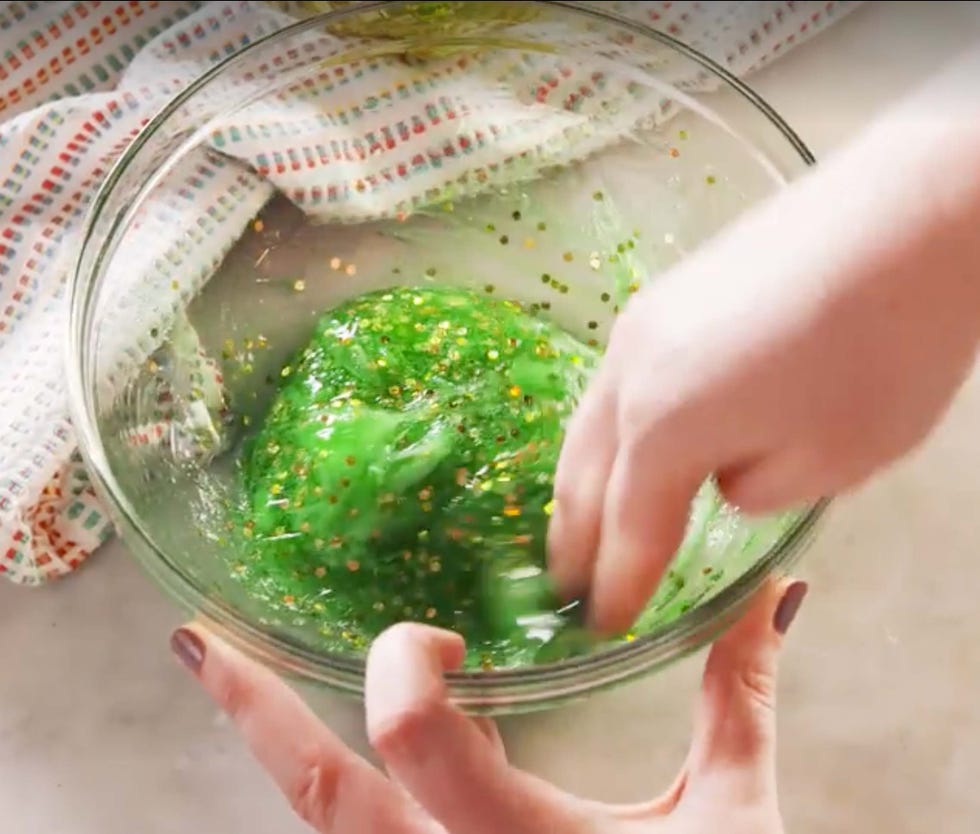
67,0,824,711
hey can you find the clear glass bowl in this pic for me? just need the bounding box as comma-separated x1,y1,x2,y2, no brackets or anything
68,0,825,714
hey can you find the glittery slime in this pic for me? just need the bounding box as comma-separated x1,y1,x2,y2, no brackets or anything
237,284,600,668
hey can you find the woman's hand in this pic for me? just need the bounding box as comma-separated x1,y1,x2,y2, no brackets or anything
170,578,806,834
548,46,980,634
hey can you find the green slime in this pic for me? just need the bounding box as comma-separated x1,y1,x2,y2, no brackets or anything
238,285,599,667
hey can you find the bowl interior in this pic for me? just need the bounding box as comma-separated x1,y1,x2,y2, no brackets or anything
72,1,815,697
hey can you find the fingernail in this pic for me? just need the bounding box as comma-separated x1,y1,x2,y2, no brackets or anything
170,628,205,673
773,581,809,635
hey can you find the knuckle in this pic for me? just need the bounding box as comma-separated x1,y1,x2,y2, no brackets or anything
718,476,771,516
286,754,342,829
735,664,777,713
551,475,580,509
210,668,253,722
368,701,439,758
616,383,691,449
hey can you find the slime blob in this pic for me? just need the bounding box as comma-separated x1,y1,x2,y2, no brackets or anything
238,285,600,667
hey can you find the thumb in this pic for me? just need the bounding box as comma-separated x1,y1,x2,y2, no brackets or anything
365,623,597,834
684,578,808,802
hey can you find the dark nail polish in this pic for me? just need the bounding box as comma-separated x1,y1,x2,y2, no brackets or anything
170,628,205,673
773,581,809,635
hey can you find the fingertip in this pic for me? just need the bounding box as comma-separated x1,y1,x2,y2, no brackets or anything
170,625,206,674
365,623,468,757
773,579,809,636
587,466,695,637
547,376,618,605
710,575,807,664
586,550,649,637
545,501,591,602
369,622,466,673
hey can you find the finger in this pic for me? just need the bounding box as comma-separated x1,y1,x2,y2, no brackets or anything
685,577,808,801
170,625,431,834
366,623,595,834
548,369,619,600
717,447,838,515
588,442,701,635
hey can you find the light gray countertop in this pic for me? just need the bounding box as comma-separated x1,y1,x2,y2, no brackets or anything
4,2,980,832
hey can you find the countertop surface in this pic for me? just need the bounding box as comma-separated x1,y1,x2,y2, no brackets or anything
4,3,980,832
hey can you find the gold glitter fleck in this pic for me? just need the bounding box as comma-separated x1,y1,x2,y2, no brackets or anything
543,499,555,517
253,219,265,232
508,385,521,398
346,559,360,572
345,263,357,276
330,256,342,270
314,566,327,578
503,506,521,518
293,279,306,292
425,607,437,619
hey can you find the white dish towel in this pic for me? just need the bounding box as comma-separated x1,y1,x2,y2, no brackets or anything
0,0,862,585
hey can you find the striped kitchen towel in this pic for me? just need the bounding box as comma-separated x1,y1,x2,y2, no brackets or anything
0,0,862,585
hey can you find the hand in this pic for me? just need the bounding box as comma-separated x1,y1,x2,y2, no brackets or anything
170,577,807,834
548,46,980,634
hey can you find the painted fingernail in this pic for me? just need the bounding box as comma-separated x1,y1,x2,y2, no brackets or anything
773,581,809,635
170,628,205,673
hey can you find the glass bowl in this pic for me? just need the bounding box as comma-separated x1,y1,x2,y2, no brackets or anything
68,0,825,714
